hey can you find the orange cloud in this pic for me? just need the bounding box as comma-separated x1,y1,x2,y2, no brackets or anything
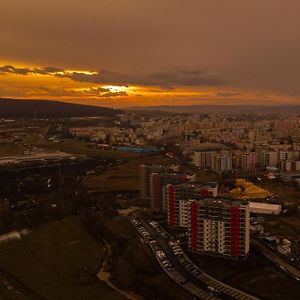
0,62,299,108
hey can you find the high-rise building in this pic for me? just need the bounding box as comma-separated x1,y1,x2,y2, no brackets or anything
192,150,216,169
187,198,250,258
281,160,300,172
165,182,218,227
241,152,257,175
279,150,295,162
139,165,167,199
256,149,277,169
211,152,233,173
150,173,187,211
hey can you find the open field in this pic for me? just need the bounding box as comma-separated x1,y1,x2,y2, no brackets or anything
264,215,300,239
34,141,140,159
83,155,176,193
103,216,191,300
0,132,142,159
0,143,25,157
259,180,300,203
0,217,124,300
24,134,141,159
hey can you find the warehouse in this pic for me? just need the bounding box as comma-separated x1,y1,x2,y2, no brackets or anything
249,202,281,215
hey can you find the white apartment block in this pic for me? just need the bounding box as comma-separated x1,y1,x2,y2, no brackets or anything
187,199,250,258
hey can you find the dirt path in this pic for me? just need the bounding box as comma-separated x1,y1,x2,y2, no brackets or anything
97,241,142,300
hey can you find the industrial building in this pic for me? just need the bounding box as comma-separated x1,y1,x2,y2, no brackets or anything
0,152,75,167
249,202,281,215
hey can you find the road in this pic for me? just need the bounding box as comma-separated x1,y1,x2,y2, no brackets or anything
251,238,300,281
133,218,260,300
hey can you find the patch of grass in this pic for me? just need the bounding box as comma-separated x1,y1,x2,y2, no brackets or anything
259,180,300,203
31,139,140,159
83,155,173,193
0,143,24,157
264,215,300,239
0,217,124,300
107,217,191,300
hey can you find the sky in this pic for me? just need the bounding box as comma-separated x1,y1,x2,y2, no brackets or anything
0,0,300,108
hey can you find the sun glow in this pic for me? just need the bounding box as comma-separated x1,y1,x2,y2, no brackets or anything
102,85,130,92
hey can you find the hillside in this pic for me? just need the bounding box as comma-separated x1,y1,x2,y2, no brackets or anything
0,98,120,118
126,105,300,114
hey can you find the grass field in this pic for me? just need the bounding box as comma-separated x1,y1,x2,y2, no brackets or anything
0,217,124,300
106,216,191,300
34,140,140,159
0,132,141,159
263,215,300,239
83,155,175,193
0,143,24,157
259,180,300,203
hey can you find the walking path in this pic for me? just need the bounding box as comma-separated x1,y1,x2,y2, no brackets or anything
97,241,142,300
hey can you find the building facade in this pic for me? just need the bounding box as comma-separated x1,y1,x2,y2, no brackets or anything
150,172,187,211
165,183,218,227
187,199,250,258
211,152,233,173
139,164,167,200
241,152,257,175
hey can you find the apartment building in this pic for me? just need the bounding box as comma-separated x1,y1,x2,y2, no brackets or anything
211,152,233,173
192,150,216,169
281,160,300,172
165,182,218,227
187,198,250,258
241,152,257,174
139,165,167,200
150,173,187,211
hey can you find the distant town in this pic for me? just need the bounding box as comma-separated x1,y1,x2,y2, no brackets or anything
0,108,300,299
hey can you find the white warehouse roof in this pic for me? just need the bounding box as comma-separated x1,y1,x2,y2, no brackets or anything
249,202,282,215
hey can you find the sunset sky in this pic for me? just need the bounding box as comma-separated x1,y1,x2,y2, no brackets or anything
1,0,300,108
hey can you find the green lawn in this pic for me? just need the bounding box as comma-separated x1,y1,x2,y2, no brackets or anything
0,217,124,300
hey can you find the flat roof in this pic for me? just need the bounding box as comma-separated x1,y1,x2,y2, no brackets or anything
0,152,74,166
249,202,281,209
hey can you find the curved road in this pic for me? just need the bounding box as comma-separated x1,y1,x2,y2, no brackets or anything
133,218,260,300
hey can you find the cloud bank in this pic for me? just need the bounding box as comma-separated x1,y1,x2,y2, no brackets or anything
0,65,226,89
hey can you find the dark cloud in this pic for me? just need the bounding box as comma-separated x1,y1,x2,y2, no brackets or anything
82,87,128,97
84,87,111,94
217,92,242,97
62,67,226,88
0,65,66,76
34,66,65,74
34,86,127,98
0,64,226,89
99,91,128,98
0,65,31,75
